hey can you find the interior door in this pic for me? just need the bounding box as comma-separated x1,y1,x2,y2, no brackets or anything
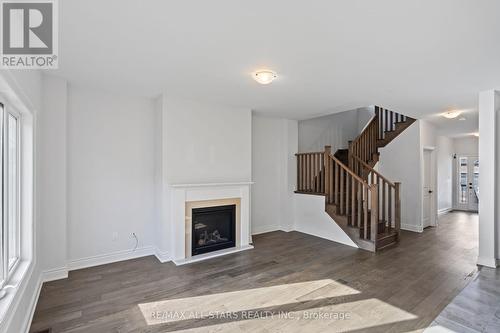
457,156,479,212
422,150,433,228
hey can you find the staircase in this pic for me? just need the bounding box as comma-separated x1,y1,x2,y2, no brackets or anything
295,106,416,252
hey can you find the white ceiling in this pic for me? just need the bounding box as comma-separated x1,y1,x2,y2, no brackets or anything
52,0,500,121
423,109,479,138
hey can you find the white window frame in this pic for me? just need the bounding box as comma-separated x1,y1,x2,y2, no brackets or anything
0,102,22,289
0,75,35,330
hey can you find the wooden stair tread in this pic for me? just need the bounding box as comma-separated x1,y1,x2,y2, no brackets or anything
325,204,399,252
377,231,398,240
294,190,325,196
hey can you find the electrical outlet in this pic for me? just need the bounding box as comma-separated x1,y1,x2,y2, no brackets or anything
112,232,119,241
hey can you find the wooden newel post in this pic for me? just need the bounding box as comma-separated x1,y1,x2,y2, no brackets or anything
296,153,300,192
324,146,331,199
370,184,378,244
348,140,353,171
394,182,401,240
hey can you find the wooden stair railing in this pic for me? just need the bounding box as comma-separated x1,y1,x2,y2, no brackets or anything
349,106,416,177
295,105,415,252
349,113,379,174
296,151,325,194
351,154,401,238
296,146,399,251
375,106,417,148
376,106,408,140
324,147,380,244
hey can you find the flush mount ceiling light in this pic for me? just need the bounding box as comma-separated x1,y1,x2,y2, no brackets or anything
253,70,277,85
473,132,479,137
442,110,462,119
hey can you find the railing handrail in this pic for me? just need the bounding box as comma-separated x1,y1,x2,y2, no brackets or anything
329,153,370,188
350,114,378,147
295,151,324,156
350,154,395,188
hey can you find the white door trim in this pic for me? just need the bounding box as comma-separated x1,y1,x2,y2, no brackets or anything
422,147,437,228
454,155,479,212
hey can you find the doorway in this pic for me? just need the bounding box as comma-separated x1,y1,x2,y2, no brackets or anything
456,156,479,212
422,148,436,228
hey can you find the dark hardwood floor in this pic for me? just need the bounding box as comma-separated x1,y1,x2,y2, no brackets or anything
30,211,479,333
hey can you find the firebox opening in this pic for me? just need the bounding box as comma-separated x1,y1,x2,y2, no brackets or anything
191,204,236,256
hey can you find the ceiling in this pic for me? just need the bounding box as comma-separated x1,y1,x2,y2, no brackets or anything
51,0,500,122
423,109,479,138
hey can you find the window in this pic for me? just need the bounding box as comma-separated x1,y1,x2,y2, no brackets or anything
458,156,468,204
0,103,21,288
473,159,479,197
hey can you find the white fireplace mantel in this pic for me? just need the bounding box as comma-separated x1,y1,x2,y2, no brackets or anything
170,181,254,188
168,182,254,265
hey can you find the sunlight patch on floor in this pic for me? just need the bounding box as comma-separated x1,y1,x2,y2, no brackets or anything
138,279,360,325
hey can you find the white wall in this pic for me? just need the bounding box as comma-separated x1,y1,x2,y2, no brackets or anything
436,136,453,213
251,115,297,234
298,108,373,153
420,119,438,148
282,120,299,232
153,96,169,261
39,75,67,273
294,194,358,247
378,120,448,232
163,97,252,184
67,86,156,263
454,136,479,156
378,121,422,232
357,107,375,133
2,70,42,112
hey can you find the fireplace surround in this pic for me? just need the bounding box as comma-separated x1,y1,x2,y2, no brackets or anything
167,182,253,265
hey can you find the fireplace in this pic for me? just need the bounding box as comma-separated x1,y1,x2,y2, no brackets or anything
191,204,236,256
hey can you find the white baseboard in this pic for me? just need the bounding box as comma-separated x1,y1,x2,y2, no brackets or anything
401,223,423,233
22,268,69,332
438,207,453,216
39,246,166,283
23,274,43,333
252,224,282,235
477,256,499,268
154,248,170,263
41,266,68,282
67,246,155,271
280,224,294,232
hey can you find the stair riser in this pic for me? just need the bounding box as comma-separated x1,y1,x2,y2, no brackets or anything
376,235,398,250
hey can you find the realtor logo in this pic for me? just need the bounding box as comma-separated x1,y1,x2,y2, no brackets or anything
1,0,58,69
